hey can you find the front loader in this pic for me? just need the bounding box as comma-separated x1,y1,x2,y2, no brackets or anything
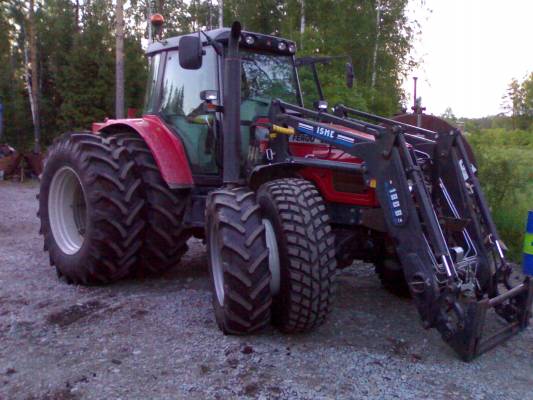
37,19,532,360
265,100,533,360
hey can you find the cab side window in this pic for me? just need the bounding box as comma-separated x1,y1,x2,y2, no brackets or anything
143,53,161,114
159,47,219,174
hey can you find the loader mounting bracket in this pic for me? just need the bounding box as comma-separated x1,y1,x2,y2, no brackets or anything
443,277,533,361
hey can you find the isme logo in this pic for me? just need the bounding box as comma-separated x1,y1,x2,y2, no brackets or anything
315,126,335,138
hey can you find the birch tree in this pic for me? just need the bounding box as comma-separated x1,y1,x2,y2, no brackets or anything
299,0,305,48
116,0,125,118
370,0,381,93
28,0,41,152
218,0,223,27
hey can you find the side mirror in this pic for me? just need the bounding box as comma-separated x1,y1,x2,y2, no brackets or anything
200,90,218,102
345,62,354,88
200,90,220,113
179,36,203,70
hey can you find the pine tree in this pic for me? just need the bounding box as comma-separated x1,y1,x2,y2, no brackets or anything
37,0,77,144
502,78,524,130
58,0,115,130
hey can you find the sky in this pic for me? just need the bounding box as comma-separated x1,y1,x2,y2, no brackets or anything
402,0,533,118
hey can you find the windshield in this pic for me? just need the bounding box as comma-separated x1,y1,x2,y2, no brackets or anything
241,50,299,105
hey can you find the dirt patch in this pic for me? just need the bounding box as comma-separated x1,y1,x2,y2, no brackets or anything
46,301,105,327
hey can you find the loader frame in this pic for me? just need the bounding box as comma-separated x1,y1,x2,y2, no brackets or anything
260,100,533,360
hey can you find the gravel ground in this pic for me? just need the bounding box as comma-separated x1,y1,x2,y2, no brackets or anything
1,180,533,400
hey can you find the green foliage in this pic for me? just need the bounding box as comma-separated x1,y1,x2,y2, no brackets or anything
440,107,456,124
37,0,77,143
288,0,416,116
468,128,533,262
0,2,33,149
501,73,533,130
57,0,115,132
1,0,418,150
298,59,368,110
224,0,285,34
124,37,148,114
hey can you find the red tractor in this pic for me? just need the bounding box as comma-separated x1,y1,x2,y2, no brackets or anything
38,21,532,360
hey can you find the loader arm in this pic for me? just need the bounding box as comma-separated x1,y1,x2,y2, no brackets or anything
267,100,533,360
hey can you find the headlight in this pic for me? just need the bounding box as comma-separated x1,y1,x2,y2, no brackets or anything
288,43,297,53
277,41,287,51
245,35,255,45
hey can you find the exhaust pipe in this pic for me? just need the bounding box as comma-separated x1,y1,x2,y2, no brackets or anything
222,21,242,185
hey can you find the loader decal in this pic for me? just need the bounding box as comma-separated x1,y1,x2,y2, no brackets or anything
289,134,319,143
296,122,355,148
384,182,405,226
297,122,315,135
459,159,477,180
459,159,469,181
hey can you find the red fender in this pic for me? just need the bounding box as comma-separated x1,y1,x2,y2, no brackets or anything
93,115,194,188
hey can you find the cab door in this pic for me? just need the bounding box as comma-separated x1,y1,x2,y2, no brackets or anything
158,46,221,177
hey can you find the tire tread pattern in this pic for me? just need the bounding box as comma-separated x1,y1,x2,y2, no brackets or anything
259,178,337,333
206,187,271,334
38,132,145,284
112,132,190,275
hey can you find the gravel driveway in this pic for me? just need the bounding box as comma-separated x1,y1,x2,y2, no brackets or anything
1,181,532,400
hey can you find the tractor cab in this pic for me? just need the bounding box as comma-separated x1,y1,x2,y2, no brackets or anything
144,28,301,178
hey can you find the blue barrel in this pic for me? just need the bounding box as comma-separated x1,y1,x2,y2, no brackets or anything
524,211,533,276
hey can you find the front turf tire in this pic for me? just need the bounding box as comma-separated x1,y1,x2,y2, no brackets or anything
257,178,337,333
38,133,145,284
205,187,272,334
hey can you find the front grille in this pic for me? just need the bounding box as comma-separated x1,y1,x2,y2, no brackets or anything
332,170,367,193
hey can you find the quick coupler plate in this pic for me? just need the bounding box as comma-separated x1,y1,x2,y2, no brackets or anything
445,277,533,361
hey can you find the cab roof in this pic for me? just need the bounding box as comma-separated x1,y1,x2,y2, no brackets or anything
146,28,296,57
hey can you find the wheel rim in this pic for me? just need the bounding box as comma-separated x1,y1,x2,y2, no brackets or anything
209,221,225,305
263,218,280,296
48,166,87,255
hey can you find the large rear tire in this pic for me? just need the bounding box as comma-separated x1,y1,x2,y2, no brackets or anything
205,187,272,334
38,133,145,284
257,178,337,333
112,132,191,275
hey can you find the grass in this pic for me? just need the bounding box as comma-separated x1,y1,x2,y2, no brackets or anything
467,128,533,262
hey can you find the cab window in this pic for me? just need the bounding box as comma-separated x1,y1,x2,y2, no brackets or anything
159,47,219,174
143,53,161,114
